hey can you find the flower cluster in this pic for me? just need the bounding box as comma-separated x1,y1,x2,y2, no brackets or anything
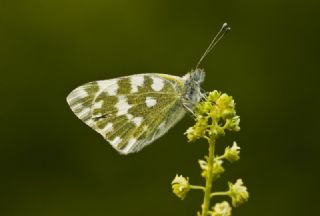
172,90,249,216
185,91,240,142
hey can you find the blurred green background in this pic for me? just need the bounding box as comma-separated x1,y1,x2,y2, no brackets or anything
0,0,319,215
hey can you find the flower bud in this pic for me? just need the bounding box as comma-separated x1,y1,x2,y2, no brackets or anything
185,116,208,142
224,142,240,162
211,201,232,216
224,116,240,132
212,159,225,180
207,90,221,103
228,179,249,207
171,175,190,200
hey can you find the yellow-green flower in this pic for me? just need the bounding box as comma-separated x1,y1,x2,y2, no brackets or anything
224,116,240,132
198,158,225,180
185,116,208,142
171,175,190,200
185,90,240,142
212,159,225,180
207,90,221,103
216,93,236,118
211,201,232,216
228,179,249,207
224,142,240,162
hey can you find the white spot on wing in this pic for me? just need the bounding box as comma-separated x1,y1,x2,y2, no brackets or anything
122,138,137,154
132,117,143,126
145,97,157,107
110,136,122,148
92,100,103,109
100,122,113,135
76,88,88,98
85,119,94,127
115,96,132,116
71,102,83,111
97,79,119,96
126,114,133,120
151,77,164,91
130,76,144,93
67,87,88,104
77,107,90,119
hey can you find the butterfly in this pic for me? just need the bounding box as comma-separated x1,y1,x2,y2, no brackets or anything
67,71,204,154
66,23,230,155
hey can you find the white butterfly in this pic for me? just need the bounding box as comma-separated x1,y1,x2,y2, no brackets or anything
66,23,230,154
67,71,205,154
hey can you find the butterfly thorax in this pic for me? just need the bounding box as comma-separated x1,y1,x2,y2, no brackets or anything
181,69,205,111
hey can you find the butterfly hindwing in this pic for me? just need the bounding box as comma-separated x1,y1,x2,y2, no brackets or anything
67,74,186,154
66,80,102,127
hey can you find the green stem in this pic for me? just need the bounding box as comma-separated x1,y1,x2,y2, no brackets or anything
201,139,215,216
210,191,229,197
215,155,225,161
190,185,206,191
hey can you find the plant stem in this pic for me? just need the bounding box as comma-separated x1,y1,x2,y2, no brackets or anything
215,155,225,161
190,185,206,191
210,191,229,197
201,139,215,216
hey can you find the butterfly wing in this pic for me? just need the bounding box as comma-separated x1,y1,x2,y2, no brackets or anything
67,74,186,154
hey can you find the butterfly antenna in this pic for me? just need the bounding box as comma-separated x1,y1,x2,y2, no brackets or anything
195,23,231,69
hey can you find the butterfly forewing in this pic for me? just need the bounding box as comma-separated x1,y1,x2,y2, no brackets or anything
67,74,186,154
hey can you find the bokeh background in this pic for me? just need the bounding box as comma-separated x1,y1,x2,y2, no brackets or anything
1,0,319,215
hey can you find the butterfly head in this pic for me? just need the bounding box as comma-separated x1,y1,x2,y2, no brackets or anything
191,68,206,84
182,69,205,111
